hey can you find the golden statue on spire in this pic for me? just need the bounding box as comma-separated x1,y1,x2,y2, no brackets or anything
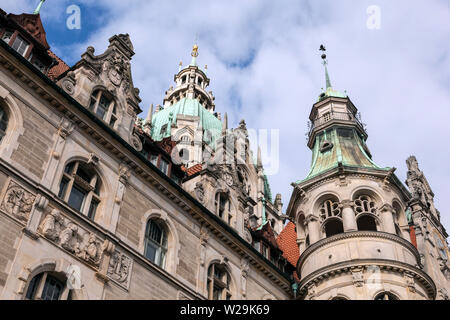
191,44,199,57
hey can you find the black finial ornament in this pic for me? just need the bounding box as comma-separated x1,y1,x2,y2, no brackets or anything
319,44,327,60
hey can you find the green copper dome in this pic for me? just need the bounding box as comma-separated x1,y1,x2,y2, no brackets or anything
297,127,390,183
150,98,222,147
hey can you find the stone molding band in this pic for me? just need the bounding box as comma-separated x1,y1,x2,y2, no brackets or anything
297,258,436,300
297,230,421,272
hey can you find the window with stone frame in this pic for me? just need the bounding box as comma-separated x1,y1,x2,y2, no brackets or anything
89,90,117,127
207,264,232,300
0,104,8,142
354,195,377,216
58,161,101,221
144,219,168,268
25,272,72,300
319,199,341,222
11,34,30,57
215,192,232,224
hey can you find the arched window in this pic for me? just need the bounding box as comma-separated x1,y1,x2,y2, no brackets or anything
89,90,117,127
319,199,341,221
58,161,101,220
0,104,8,142
215,192,232,224
324,219,344,237
357,215,377,231
144,219,168,268
25,272,71,300
374,292,399,300
207,264,232,300
354,195,377,215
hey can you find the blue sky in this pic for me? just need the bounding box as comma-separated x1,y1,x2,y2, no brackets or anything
2,0,450,230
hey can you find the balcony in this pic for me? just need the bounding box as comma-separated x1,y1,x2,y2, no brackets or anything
308,111,365,138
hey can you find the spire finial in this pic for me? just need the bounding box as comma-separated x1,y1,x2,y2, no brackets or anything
190,43,199,66
178,61,183,72
33,0,46,15
320,44,332,90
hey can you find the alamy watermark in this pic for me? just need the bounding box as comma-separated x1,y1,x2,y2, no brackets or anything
366,5,381,30
66,5,81,30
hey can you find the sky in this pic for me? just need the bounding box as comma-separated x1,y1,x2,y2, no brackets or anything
2,0,450,230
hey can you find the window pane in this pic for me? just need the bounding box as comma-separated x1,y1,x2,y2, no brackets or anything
25,273,43,300
41,275,63,300
12,35,29,56
68,185,86,212
88,200,98,220
58,178,68,199
144,241,157,263
150,154,158,166
97,94,111,120
159,159,169,175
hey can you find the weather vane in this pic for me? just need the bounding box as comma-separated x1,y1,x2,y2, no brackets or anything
319,44,327,63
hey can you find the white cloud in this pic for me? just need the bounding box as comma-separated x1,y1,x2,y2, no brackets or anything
2,0,449,229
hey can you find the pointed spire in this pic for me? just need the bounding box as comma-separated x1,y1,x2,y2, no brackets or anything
257,146,262,170
145,104,153,124
33,0,46,15
190,44,199,66
222,112,228,133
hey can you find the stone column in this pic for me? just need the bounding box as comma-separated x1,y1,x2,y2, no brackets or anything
340,200,357,232
41,117,74,189
305,215,320,244
380,204,396,234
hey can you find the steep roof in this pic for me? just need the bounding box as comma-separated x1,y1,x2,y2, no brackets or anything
276,221,300,268
47,50,69,80
299,127,390,183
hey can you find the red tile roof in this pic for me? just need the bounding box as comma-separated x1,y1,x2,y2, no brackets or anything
47,50,70,80
276,221,300,268
183,163,202,176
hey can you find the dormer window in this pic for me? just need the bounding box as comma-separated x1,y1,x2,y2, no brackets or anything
198,78,203,87
1,30,13,44
11,34,30,57
89,90,117,127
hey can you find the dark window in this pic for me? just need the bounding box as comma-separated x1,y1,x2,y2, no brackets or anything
25,273,66,300
0,105,8,142
324,219,344,237
11,35,29,56
159,158,169,175
374,292,399,300
144,219,167,268
207,264,231,300
357,215,377,231
58,161,101,220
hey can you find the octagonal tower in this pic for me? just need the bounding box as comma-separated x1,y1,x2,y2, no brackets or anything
285,48,436,300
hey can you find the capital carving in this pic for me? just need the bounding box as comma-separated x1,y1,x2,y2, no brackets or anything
379,203,394,212
57,117,74,139
339,200,354,209
304,214,319,225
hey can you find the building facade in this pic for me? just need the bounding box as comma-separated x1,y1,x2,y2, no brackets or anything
0,6,448,300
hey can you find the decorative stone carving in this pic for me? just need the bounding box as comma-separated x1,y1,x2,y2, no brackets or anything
1,180,36,222
406,156,437,216
88,153,99,166
130,134,143,152
351,267,364,287
223,172,233,187
194,182,205,203
40,208,61,240
404,272,416,293
38,211,103,266
119,163,131,184
305,282,316,300
438,288,449,300
58,117,74,140
107,249,132,289
240,257,250,297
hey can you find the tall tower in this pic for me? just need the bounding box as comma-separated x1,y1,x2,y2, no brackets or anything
285,46,437,300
